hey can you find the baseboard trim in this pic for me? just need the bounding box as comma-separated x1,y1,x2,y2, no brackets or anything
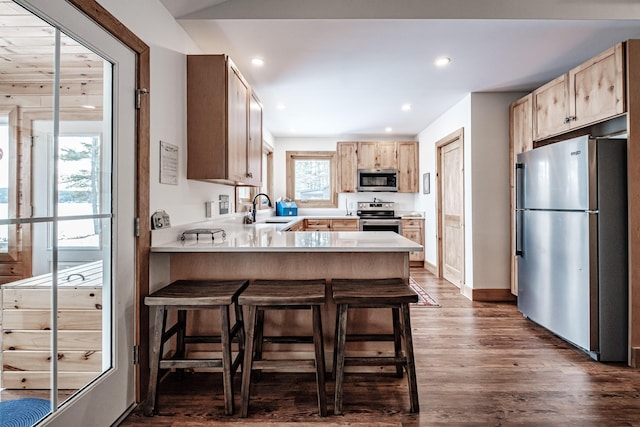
462,286,517,302
423,260,437,276
631,347,640,368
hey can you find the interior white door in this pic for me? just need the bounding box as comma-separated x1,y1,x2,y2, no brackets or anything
15,0,136,424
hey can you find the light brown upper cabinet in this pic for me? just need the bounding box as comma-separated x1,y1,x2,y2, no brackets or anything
187,54,262,185
337,141,358,193
509,94,534,296
533,43,625,141
397,142,419,193
247,91,263,187
357,141,397,169
338,141,420,193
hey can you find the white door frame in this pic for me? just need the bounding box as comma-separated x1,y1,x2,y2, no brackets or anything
15,0,138,424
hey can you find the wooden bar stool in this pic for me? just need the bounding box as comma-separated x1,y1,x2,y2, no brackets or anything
239,279,327,418
143,279,249,416
331,278,419,415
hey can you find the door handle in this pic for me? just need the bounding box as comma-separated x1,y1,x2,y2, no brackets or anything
515,209,524,256
515,163,524,210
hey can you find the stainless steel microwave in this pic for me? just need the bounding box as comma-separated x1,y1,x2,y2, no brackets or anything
357,169,398,192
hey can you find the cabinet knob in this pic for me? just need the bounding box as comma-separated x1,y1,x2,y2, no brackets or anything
563,116,576,124
246,172,253,178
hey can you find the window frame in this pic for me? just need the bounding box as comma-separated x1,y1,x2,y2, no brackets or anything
286,150,337,208
0,106,20,262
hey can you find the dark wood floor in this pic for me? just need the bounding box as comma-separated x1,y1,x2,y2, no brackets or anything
120,268,640,426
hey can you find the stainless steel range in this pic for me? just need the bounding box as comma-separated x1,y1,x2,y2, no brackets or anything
357,201,402,233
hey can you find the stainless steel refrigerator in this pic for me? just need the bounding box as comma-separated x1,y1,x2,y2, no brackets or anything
515,135,628,362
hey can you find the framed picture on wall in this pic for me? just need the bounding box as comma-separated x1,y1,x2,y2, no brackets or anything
423,173,430,194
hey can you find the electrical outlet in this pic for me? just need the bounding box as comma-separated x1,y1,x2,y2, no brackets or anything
219,195,230,215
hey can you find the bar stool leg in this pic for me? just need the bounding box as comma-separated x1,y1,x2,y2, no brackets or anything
331,304,340,381
312,305,328,417
143,305,166,416
333,303,349,415
233,297,245,358
401,303,419,413
220,304,234,415
253,308,265,381
392,307,403,378
240,304,258,418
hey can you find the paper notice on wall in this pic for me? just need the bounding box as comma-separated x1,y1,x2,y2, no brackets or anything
160,141,178,185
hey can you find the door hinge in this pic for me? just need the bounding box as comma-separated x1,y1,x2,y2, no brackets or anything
134,217,140,237
133,345,140,365
135,88,148,109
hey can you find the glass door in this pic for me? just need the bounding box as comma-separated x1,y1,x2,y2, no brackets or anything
0,0,136,424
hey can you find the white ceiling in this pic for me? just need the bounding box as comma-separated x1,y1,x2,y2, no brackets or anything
159,0,640,138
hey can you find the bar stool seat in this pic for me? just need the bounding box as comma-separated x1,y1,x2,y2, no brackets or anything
331,277,419,415
142,279,248,416
239,279,327,418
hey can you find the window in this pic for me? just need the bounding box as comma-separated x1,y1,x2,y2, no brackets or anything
286,151,337,208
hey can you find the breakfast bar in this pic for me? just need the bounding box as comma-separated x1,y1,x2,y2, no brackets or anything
150,223,423,356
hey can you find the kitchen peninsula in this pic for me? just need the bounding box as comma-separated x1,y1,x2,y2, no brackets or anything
150,221,423,351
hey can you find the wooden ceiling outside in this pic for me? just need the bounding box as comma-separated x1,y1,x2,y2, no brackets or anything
0,0,105,113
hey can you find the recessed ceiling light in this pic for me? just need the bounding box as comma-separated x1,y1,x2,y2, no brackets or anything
251,57,265,66
435,56,451,67
276,103,286,110
81,105,96,109
385,127,393,133
401,103,412,112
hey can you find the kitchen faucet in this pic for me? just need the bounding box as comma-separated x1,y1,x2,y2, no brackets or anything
251,193,272,222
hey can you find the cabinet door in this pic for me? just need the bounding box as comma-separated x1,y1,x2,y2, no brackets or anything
332,218,359,231
533,73,570,140
227,64,249,182
509,94,533,296
357,141,397,169
377,142,398,169
397,142,419,193
401,219,424,262
570,42,625,129
304,219,332,231
357,142,377,169
246,91,263,186
337,142,358,192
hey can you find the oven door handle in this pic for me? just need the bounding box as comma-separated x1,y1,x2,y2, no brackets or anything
360,219,402,225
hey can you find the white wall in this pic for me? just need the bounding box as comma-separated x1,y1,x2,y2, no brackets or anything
416,92,526,293
469,92,526,290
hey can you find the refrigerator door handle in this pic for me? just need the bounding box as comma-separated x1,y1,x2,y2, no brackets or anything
515,163,524,209
515,209,524,256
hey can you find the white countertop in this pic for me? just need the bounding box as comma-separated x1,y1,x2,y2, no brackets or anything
150,223,423,253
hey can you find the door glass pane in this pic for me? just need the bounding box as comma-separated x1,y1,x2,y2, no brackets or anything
0,1,113,419
0,119,8,252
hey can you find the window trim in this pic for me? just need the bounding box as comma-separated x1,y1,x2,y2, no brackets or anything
0,106,20,262
286,150,337,208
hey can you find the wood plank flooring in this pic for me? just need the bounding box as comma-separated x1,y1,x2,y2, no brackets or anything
119,269,640,426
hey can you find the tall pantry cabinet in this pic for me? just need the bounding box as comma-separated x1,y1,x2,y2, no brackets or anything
187,55,262,186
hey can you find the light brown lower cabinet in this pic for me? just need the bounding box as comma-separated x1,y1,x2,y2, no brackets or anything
402,218,424,266
302,218,359,231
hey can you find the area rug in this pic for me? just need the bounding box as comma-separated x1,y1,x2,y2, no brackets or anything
0,398,50,427
409,277,441,307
